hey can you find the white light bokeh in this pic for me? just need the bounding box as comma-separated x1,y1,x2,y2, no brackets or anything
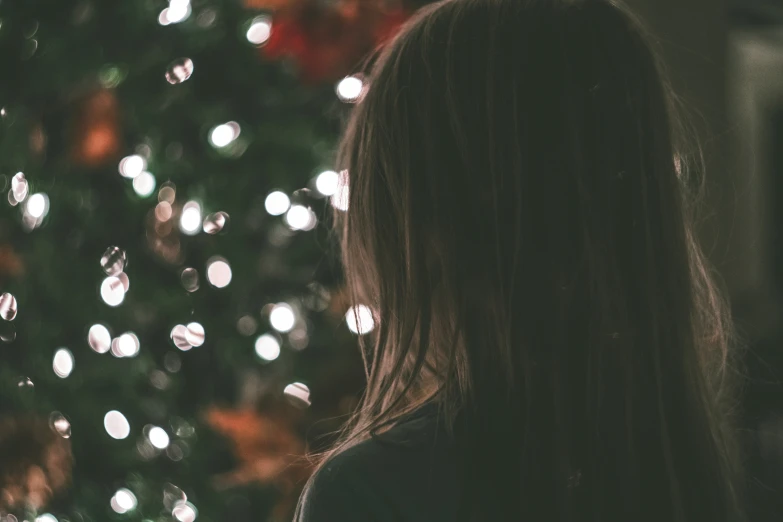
269,303,295,333
161,0,191,25
172,501,198,522
254,334,281,361
53,348,74,378
284,204,316,231
185,322,205,347
133,171,156,197
104,410,131,440
117,332,140,357
26,193,48,219
171,324,192,351
36,514,57,522
315,170,339,196
111,488,137,514
88,324,112,353
180,201,202,235
101,276,126,307
148,426,170,449
0,292,18,321
119,155,145,179
206,258,232,288
345,304,375,335
336,75,364,102
264,191,290,216
246,16,272,45
209,122,240,148
284,382,311,408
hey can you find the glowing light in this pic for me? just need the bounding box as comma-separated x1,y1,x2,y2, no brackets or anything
117,332,140,357
104,410,131,440
26,193,47,218
101,246,127,276
133,171,156,197
49,411,71,438
101,276,125,307
345,304,375,335
206,257,232,288
185,322,205,347
36,514,57,522
284,382,311,408
166,57,194,85
180,201,202,235
203,211,228,234
336,75,365,102
246,16,272,45
331,170,350,211
119,155,145,179
270,303,295,333
315,170,339,196
0,292,18,321
180,267,199,292
165,0,191,24
111,488,137,514
255,334,281,361
53,348,74,378
209,122,240,148
264,191,290,216
156,201,173,221
172,501,198,522
285,204,316,231
171,324,192,351
148,426,170,449
88,324,111,353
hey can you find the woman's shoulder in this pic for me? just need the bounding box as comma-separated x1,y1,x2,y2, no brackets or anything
296,403,458,522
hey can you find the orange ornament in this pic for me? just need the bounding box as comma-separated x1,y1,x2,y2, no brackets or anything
71,89,121,168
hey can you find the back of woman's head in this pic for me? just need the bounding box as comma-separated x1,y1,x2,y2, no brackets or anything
331,0,747,520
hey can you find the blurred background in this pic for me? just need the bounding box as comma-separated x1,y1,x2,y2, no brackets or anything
0,0,781,521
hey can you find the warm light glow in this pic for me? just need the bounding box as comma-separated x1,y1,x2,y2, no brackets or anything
101,276,126,307
117,333,140,357
254,334,281,361
148,426,170,449
209,122,240,148
345,304,375,335
264,191,290,216
53,348,74,378
88,324,112,353
315,170,339,196
336,75,364,102
285,204,316,231
26,193,48,218
156,201,173,221
246,16,272,45
133,171,156,197
111,488,137,514
270,303,295,333
180,201,202,235
104,410,131,439
119,155,145,179
206,258,232,288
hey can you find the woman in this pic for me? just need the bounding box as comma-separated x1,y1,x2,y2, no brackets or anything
297,0,748,520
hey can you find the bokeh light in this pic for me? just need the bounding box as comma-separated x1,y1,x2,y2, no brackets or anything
180,267,199,292
315,170,339,196
0,292,18,321
172,501,198,522
246,16,272,45
284,204,316,231
49,411,72,439
111,488,137,514
180,201,202,235
36,515,57,522
209,121,240,148
185,322,205,347
148,426,170,449
53,348,74,378
264,190,290,216
171,324,192,351
336,75,365,102
203,211,228,234
269,303,295,333
100,246,127,276
119,155,145,179
26,193,48,219
284,382,311,408
206,257,232,288
255,333,281,361
88,324,112,353
133,171,156,197
101,276,126,306
345,304,375,335
166,57,194,85
104,410,131,439
117,332,140,357
11,172,29,203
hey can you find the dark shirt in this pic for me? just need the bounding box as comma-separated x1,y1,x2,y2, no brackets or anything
296,403,459,522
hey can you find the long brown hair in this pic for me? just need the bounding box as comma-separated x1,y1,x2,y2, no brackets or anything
310,0,748,520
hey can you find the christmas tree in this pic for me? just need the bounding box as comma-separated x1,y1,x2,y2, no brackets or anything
0,1,417,521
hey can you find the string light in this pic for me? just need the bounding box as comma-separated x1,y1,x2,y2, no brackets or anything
111,488,137,514
26,193,47,218
345,304,375,335
104,410,130,439
0,293,18,321
147,426,170,449
119,155,145,179
209,122,240,148
315,170,339,196
160,0,191,25
172,501,198,522
206,257,232,288
133,171,156,197
254,333,280,361
284,204,316,231
88,324,112,353
100,276,126,307
284,382,311,408
264,190,290,216
53,348,74,378
336,75,365,102
117,332,140,357
269,303,295,333
180,201,202,235
246,16,272,45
